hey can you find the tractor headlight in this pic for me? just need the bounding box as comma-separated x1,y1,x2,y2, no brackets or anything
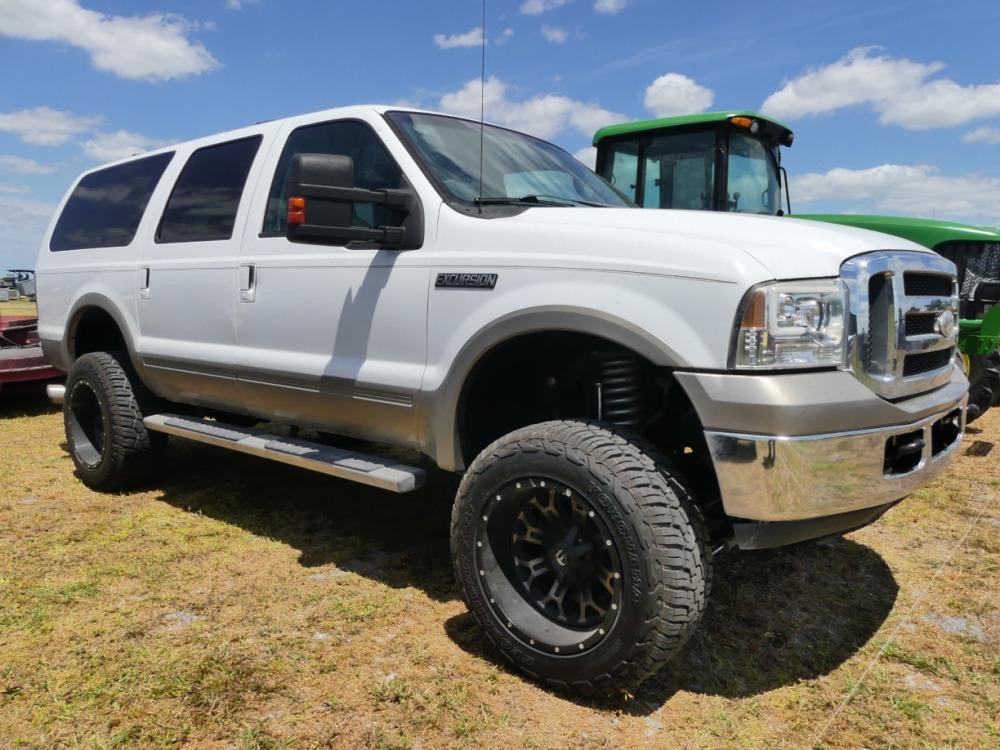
734,279,847,369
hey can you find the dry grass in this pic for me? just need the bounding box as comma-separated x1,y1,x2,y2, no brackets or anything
1,384,997,749
0,298,38,318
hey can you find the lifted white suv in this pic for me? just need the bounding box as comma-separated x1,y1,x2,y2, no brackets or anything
37,106,968,694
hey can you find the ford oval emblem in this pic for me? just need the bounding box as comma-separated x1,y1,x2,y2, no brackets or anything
934,310,956,338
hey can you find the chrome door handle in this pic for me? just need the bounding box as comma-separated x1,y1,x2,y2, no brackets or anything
239,264,256,303
139,267,151,299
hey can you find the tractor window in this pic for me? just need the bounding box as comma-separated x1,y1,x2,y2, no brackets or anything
605,141,638,202
727,132,780,215
641,131,716,210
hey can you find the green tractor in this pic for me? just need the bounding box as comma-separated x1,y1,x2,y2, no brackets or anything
592,111,1000,421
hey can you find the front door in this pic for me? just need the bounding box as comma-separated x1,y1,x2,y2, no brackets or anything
235,118,428,447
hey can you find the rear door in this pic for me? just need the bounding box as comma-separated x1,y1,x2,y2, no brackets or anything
234,116,429,446
136,135,266,408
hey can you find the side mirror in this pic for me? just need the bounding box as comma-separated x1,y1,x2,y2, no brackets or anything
285,152,420,249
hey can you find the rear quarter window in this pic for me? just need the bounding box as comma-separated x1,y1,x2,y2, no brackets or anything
156,136,262,244
49,152,174,252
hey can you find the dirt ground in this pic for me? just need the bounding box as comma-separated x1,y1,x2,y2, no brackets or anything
1,384,997,749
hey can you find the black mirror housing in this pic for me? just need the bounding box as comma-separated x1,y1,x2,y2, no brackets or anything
285,152,422,249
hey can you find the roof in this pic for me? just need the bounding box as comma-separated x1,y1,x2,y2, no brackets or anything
592,110,794,146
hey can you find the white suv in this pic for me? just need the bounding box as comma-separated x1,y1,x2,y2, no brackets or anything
37,106,968,694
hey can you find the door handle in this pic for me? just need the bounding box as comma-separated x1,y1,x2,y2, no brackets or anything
139,267,151,299
239,264,257,303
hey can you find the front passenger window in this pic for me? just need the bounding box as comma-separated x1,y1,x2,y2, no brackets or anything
263,121,405,236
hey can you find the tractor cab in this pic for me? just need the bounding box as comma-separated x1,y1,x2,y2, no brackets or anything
593,111,793,215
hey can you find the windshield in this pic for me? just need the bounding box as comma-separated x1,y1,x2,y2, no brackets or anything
388,111,629,207
727,131,781,215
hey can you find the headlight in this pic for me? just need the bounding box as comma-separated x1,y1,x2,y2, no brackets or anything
734,279,847,369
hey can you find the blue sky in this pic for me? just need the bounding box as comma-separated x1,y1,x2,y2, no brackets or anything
1,0,999,268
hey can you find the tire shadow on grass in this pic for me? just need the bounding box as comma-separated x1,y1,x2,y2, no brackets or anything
153,438,461,602
446,537,898,711
0,380,61,419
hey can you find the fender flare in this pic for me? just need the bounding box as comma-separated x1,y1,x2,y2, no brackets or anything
420,305,686,472
63,293,142,374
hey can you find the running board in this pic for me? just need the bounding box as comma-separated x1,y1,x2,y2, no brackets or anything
144,414,425,493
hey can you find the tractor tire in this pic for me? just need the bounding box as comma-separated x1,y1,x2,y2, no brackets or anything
966,353,999,424
989,350,1000,408
451,420,711,695
64,351,165,491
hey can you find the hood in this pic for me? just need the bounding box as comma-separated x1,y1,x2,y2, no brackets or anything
509,207,933,279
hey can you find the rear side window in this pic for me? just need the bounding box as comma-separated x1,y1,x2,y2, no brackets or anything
49,152,173,252
157,136,262,244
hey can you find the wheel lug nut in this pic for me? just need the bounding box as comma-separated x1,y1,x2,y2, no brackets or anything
605,539,612,547
589,511,595,518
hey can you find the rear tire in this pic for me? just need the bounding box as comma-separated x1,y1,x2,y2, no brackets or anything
451,420,710,695
64,351,164,491
966,353,998,423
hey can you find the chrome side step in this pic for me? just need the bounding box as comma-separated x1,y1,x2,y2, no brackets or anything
143,414,425,493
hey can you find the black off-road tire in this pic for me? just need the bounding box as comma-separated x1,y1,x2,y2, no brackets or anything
64,351,165,491
989,350,1000,408
451,420,711,695
966,353,999,423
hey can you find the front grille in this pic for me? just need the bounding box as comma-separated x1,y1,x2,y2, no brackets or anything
841,251,958,400
904,313,937,336
903,348,954,377
904,272,953,297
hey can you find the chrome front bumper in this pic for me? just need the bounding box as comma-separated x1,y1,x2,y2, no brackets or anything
704,399,967,522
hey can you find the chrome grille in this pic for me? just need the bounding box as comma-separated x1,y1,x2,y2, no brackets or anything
903,272,953,297
841,251,959,400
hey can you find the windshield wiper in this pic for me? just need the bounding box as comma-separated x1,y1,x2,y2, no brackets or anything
474,194,611,208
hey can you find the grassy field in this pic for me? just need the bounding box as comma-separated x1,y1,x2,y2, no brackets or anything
0,298,38,318
1,386,997,749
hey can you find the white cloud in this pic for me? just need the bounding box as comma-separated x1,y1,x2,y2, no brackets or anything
434,27,485,50
762,47,1000,130
0,182,32,195
520,0,572,15
574,146,597,169
963,126,1000,145
792,164,1000,224
82,130,174,162
0,196,57,268
644,73,715,117
595,0,629,13
225,0,258,8
0,155,57,175
0,106,101,146
541,25,569,43
0,0,219,82
496,28,514,44
438,76,626,140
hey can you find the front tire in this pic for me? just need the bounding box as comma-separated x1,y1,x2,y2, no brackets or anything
451,420,710,695
64,351,164,491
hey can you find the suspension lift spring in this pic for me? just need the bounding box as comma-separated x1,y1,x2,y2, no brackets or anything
595,350,644,427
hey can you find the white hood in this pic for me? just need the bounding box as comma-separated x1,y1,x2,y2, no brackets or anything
509,207,933,280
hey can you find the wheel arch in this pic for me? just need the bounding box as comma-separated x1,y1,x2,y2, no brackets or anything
421,306,687,472
64,293,141,372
